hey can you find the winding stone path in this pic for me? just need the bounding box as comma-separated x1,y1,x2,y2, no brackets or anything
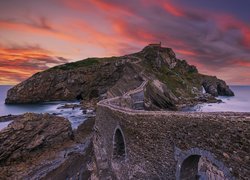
94,81,250,179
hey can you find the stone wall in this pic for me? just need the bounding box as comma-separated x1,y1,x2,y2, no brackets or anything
94,106,250,179
94,80,249,179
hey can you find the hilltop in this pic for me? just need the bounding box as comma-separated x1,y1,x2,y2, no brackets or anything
5,44,234,110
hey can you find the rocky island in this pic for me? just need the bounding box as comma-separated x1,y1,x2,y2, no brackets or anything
2,44,248,180
5,44,234,110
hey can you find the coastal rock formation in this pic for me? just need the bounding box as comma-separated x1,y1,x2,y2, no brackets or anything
5,44,234,110
5,58,125,104
0,113,73,164
0,114,95,179
201,75,234,96
144,80,178,110
141,44,178,69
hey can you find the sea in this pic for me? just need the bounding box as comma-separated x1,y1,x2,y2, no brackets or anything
183,86,250,112
0,85,249,130
0,85,88,130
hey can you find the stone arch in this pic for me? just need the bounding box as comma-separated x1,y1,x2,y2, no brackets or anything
180,155,201,179
112,126,126,160
175,147,234,180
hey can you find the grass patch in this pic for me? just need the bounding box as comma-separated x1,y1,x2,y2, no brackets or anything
48,56,118,71
58,59,99,70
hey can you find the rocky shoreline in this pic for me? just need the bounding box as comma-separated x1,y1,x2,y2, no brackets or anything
0,113,95,179
5,45,234,111
0,44,237,179
0,97,229,179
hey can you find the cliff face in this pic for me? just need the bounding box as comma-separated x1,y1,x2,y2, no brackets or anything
0,114,95,179
0,113,73,165
6,58,125,103
5,44,234,109
201,75,234,96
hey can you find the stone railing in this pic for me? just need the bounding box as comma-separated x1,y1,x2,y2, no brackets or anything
98,80,148,111
94,80,250,179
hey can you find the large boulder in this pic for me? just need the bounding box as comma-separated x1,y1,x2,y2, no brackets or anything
144,80,178,110
0,113,73,164
201,75,234,97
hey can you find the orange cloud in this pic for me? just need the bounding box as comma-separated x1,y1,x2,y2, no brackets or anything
213,13,250,49
163,2,184,17
0,0,249,85
233,60,250,67
61,0,90,12
91,0,136,17
111,18,154,44
73,20,119,50
0,45,68,85
241,27,250,48
61,1,160,48
175,49,197,56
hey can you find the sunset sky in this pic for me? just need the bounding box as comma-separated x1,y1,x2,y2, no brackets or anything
0,0,249,85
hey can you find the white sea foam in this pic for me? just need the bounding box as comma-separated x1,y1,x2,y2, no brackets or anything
186,86,250,112
0,86,87,129
0,120,12,131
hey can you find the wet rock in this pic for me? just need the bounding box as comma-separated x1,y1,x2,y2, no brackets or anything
57,103,81,109
201,75,234,97
194,93,221,103
0,113,73,164
223,152,230,159
245,156,249,161
81,99,98,110
0,115,18,122
52,112,62,116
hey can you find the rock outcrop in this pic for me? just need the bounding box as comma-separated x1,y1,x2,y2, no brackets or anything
0,113,73,165
144,80,178,110
5,44,234,110
201,75,234,96
5,58,125,104
0,114,95,179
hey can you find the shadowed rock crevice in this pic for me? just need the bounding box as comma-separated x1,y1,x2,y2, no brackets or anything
76,93,83,100
113,128,126,160
180,155,200,180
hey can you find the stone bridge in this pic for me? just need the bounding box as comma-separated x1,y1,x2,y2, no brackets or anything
94,81,250,179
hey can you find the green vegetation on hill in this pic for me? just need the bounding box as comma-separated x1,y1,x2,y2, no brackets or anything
138,48,200,98
49,57,118,71
153,66,199,97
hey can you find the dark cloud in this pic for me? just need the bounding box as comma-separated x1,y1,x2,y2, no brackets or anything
94,0,250,84
0,16,54,31
31,17,54,31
